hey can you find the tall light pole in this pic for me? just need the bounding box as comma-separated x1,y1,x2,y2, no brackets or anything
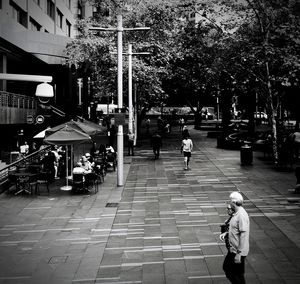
128,44,133,134
116,14,124,187
127,44,150,139
90,16,149,187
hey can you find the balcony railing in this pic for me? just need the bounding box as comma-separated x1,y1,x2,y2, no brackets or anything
0,145,52,193
0,91,37,109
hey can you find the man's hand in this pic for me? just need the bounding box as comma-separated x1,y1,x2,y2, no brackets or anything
234,253,241,263
219,232,227,242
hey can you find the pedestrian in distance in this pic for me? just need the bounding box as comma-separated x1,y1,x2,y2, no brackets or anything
151,131,162,159
145,118,150,135
220,191,250,284
179,117,184,132
20,141,29,156
157,116,163,132
127,131,135,156
181,135,193,170
182,125,189,139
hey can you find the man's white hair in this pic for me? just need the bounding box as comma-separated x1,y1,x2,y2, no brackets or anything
230,191,243,204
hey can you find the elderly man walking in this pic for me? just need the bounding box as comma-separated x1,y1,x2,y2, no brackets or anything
220,192,250,284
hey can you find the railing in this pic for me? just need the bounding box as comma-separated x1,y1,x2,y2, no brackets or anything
0,91,37,109
0,145,52,192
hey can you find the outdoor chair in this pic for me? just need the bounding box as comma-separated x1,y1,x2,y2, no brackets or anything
36,171,50,195
85,172,98,194
72,173,85,193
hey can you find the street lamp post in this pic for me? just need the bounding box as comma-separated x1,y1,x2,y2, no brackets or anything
127,44,150,142
90,15,149,187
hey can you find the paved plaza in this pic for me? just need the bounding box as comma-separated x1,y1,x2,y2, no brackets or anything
0,126,300,284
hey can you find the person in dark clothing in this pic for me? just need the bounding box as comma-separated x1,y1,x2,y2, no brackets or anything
182,125,189,139
127,131,135,156
151,132,162,159
41,151,56,182
90,142,99,158
108,125,116,148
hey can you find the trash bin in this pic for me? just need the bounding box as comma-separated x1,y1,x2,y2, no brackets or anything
240,145,253,165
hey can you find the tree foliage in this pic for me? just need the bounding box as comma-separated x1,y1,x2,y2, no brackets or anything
64,0,300,164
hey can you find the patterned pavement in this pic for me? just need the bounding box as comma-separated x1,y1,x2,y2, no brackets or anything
0,126,300,283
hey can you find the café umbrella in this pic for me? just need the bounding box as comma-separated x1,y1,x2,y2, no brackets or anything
46,119,107,140
44,125,92,191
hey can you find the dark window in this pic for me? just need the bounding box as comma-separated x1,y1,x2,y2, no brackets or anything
30,17,41,31
0,0,2,9
44,29,49,33
33,0,40,6
47,0,55,20
77,3,83,19
66,19,71,37
56,8,63,28
10,0,27,28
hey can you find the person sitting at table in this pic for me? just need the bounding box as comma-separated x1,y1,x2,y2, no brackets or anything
81,156,92,173
85,153,94,166
106,144,115,153
72,162,86,175
72,162,86,192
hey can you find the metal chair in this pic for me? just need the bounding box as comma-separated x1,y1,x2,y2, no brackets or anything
85,172,98,194
36,171,50,195
72,173,85,193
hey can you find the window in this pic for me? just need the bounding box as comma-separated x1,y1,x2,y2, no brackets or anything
67,0,71,9
66,19,71,37
33,0,40,6
77,3,83,19
0,0,2,9
47,0,55,20
30,17,41,31
56,8,63,28
10,0,27,28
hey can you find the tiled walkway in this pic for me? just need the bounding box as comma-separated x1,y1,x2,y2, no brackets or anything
0,127,300,283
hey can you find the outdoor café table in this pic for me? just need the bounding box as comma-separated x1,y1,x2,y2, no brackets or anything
28,164,43,173
10,172,38,195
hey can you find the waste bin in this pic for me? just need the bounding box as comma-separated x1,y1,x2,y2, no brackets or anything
240,145,253,165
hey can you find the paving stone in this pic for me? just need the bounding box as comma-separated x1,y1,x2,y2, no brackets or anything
1,126,300,283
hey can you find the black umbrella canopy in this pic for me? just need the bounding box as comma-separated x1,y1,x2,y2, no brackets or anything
46,119,106,138
44,125,91,145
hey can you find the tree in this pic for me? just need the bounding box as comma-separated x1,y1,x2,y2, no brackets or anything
201,0,300,164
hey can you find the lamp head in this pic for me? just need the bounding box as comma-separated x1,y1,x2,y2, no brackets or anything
35,82,54,104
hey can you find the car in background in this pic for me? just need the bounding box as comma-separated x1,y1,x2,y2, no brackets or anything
254,112,268,120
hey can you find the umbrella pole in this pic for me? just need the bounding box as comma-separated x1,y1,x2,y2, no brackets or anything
61,144,72,191
66,145,68,186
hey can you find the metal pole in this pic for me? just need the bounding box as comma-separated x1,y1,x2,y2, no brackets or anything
117,14,124,187
217,97,219,121
78,78,82,105
128,44,133,134
134,83,138,146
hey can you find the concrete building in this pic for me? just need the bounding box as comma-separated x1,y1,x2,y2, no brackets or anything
0,0,94,153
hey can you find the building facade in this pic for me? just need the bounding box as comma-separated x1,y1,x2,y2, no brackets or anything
0,0,94,152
